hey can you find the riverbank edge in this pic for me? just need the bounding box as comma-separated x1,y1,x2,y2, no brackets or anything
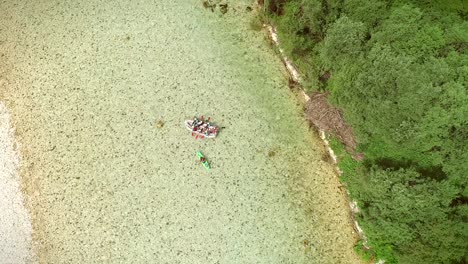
0,101,35,263
253,3,383,263
264,22,380,264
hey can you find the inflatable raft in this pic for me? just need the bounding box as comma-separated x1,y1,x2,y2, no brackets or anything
185,118,218,139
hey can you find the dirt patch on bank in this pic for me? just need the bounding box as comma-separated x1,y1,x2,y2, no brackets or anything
305,92,362,159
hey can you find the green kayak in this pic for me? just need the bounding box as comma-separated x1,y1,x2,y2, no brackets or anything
196,151,211,170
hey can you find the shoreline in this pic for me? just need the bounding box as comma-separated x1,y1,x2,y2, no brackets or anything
264,21,362,232
261,10,380,263
0,101,34,263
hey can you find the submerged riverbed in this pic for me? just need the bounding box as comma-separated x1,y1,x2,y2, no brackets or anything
0,0,362,263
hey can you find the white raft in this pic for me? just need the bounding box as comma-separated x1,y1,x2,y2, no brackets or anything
185,120,218,139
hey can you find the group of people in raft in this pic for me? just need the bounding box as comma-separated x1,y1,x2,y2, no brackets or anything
190,116,218,137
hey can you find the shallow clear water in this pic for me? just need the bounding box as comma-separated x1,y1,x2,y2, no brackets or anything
0,1,362,263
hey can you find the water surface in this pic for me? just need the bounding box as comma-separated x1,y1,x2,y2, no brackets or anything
0,1,361,263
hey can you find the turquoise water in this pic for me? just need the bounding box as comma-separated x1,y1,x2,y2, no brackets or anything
0,1,361,263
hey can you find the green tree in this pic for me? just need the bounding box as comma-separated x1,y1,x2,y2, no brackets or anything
343,0,389,30
318,16,366,71
354,167,467,263
371,5,446,60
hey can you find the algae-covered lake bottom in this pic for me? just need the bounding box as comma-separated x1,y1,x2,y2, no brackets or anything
0,0,362,263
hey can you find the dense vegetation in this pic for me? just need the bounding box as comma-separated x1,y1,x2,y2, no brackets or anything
262,0,468,263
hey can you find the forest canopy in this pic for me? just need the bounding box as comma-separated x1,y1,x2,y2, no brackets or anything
263,0,467,263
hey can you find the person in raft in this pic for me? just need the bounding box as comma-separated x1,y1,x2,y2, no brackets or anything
207,126,216,136
192,118,204,133
192,117,203,129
